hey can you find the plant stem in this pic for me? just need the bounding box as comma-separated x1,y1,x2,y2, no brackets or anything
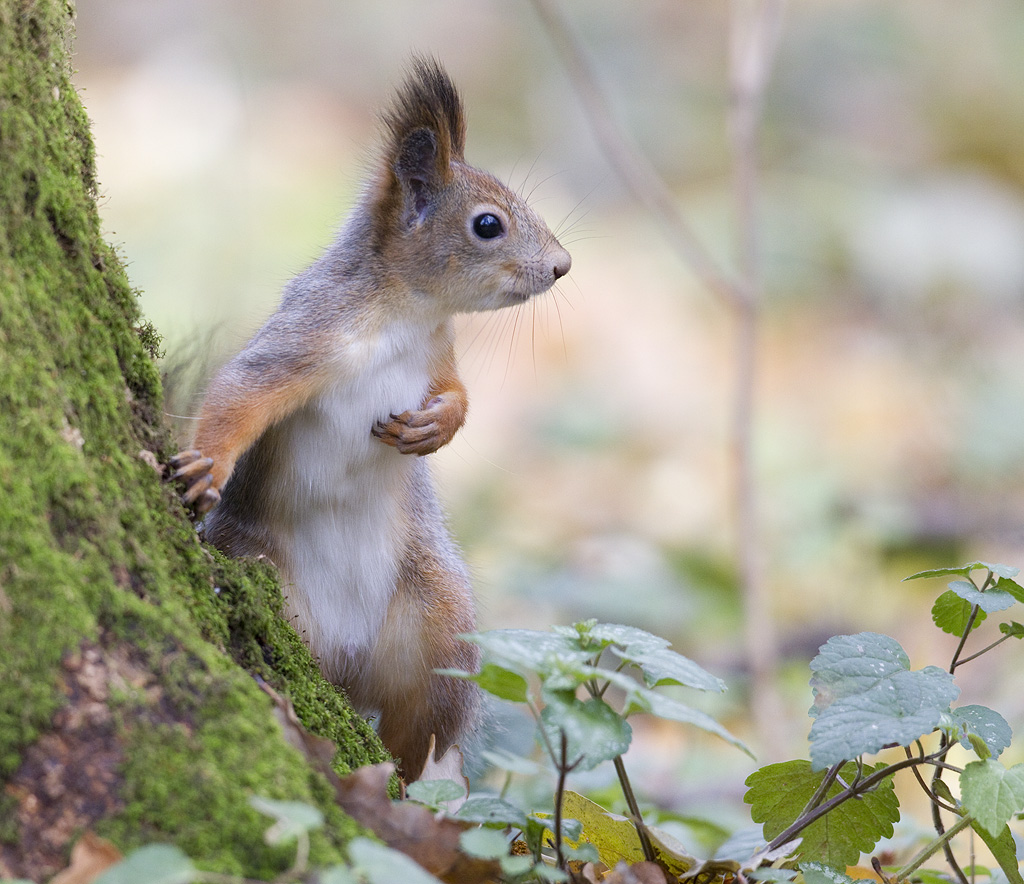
553,731,569,871
797,762,843,817
905,746,958,813
765,750,950,852
954,633,1012,667
613,755,657,864
894,813,973,883
949,605,982,674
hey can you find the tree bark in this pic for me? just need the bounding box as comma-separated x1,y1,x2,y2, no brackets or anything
0,1,388,878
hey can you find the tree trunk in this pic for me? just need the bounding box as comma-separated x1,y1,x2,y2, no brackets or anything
0,1,388,878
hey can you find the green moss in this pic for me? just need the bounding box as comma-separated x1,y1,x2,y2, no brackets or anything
0,0,386,875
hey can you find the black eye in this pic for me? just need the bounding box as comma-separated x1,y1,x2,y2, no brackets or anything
472,213,504,240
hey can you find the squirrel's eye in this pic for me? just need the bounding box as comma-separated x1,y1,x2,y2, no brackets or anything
472,213,504,240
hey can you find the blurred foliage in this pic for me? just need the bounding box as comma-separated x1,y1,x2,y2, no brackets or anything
73,0,1024,769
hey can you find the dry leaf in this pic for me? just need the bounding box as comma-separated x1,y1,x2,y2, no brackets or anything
335,762,499,884
419,735,469,813
50,832,122,884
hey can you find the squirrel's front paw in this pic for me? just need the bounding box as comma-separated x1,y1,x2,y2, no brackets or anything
169,449,222,512
371,393,464,455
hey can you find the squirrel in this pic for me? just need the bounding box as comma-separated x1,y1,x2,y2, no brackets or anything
170,58,571,781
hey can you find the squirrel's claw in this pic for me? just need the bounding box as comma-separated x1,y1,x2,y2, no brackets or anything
170,449,220,512
373,396,458,456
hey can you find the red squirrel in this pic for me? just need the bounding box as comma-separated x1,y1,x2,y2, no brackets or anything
171,59,571,780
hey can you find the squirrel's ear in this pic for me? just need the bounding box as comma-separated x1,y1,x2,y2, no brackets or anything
394,127,445,227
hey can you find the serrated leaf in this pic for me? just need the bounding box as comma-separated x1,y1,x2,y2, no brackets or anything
807,633,958,769
808,633,910,715
586,622,669,649
93,845,196,884
744,760,900,868
800,863,857,884
1000,621,1024,638
946,705,1012,758
455,796,529,830
540,696,632,771
971,822,1024,884
626,687,752,756
932,590,987,636
809,666,958,769
348,837,446,884
904,562,1020,581
904,565,975,581
995,576,1024,602
618,646,726,693
458,827,510,860
985,562,1021,579
948,580,1016,613
461,629,591,678
960,759,1024,837
406,778,466,807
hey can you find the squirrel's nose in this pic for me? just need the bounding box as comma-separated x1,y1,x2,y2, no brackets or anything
552,248,572,281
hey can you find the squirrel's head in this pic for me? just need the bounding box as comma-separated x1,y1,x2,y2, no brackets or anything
371,57,571,314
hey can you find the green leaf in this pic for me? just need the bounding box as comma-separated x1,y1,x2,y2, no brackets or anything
959,759,1024,836
93,845,196,884
318,866,360,884
406,778,466,808
626,686,752,756
971,822,1024,884
808,633,959,769
540,695,632,771
461,629,591,678
744,760,900,868
996,576,1024,603
799,863,857,884
479,747,541,776
944,705,1012,758
584,622,670,654
748,870,798,882
459,827,510,860
455,796,530,830
348,837,446,884
499,855,535,876
618,646,725,693
904,562,1020,581
435,663,530,703
1000,621,1024,638
808,633,910,715
932,590,987,636
248,796,324,844
948,580,1016,613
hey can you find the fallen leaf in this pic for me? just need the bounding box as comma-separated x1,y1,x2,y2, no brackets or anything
51,832,122,884
335,763,499,884
419,736,469,813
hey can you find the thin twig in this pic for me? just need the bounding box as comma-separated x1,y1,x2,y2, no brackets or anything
766,748,952,852
530,0,789,763
727,0,788,760
527,0,740,308
613,755,658,864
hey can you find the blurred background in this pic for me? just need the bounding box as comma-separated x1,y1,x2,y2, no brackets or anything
73,0,1024,845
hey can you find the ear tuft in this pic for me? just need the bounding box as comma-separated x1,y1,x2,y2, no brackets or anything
382,56,466,166
375,57,467,231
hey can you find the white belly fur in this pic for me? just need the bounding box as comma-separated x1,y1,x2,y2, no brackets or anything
260,327,433,671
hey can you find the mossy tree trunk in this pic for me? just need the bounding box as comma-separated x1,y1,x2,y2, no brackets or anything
0,2,388,879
